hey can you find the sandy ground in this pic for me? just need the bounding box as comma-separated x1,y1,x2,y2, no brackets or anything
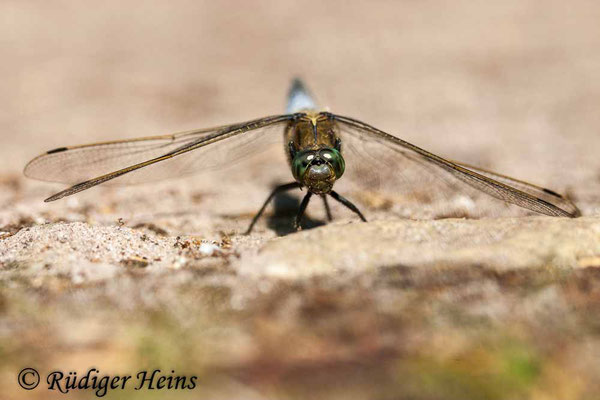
2,1,600,399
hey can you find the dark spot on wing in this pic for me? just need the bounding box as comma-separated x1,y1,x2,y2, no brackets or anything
542,188,563,198
47,147,68,154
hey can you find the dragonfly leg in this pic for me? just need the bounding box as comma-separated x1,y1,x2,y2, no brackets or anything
321,194,333,221
244,182,300,235
329,190,367,222
294,192,313,231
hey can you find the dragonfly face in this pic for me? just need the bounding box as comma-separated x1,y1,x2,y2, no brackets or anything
290,146,345,194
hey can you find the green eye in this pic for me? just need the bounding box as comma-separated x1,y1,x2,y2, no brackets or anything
292,152,312,181
320,148,345,178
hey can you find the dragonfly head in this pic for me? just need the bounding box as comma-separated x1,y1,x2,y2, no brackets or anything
292,147,345,194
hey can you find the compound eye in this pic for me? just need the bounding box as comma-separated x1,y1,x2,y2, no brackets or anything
320,148,345,179
292,151,316,181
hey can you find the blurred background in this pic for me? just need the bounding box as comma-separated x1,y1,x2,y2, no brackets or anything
2,1,600,399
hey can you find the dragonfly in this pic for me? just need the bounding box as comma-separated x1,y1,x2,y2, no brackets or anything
24,79,580,233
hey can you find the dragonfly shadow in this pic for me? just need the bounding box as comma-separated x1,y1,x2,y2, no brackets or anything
266,190,325,235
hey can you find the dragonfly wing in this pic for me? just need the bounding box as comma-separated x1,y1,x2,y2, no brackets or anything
448,160,580,217
25,114,294,201
331,113,579,218
24,125,226,184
